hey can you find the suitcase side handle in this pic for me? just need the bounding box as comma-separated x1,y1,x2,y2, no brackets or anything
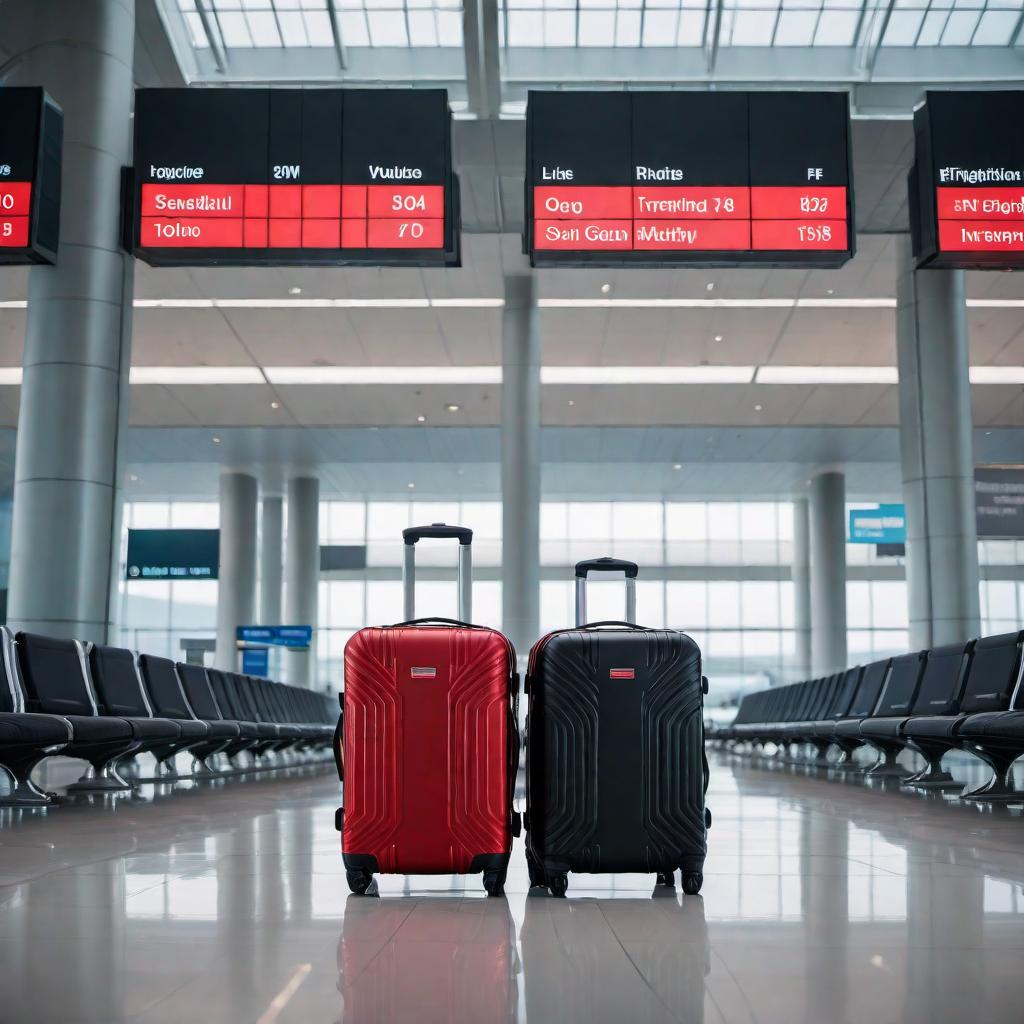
402,523,473,621
574,557,638,626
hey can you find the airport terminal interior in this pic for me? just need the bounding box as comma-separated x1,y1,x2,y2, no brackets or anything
2,0,1024,1021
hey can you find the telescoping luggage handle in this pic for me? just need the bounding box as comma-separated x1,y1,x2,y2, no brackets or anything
402,523,473,622
574,557,638,627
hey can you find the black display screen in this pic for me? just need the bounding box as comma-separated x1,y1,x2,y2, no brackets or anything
911,91,1024,269
126,529,220,580
131,88,458,267
525,90,854,268
0,87,63,265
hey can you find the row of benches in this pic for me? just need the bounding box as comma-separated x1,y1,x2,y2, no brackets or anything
707,629,1024,801
0,627,336,806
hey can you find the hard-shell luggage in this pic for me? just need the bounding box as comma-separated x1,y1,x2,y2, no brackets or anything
524,557,709,897
335,524,520,896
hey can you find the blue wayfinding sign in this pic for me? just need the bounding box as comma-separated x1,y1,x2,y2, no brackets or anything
237,625,313,649
849,504,906,544
242,647,269,677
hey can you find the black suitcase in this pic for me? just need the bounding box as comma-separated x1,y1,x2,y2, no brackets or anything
524,557,709,897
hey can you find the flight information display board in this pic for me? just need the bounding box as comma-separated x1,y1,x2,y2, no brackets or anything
131,88,458,267
911,91,1024,269
525,91,854,268
0,87,63,265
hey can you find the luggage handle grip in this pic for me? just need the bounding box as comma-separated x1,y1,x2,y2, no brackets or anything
403,524,473,546
575,557,639,579
390,616,477,629
403,524,473,621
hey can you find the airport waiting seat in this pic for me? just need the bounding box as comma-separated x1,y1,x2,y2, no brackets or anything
946,631,1024,802
211,671,280,755
780,674,845,757
0,627,72,805
135,654,227,779
14,631,146,793
831,659,893,768
802,666,865,763
86,644,186,782
844,650,927,775
860,640,975,788
175,662,246,773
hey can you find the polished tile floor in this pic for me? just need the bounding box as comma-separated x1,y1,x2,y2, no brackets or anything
3,757,1024,1023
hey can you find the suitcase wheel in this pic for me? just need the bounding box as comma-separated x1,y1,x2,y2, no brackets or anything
549,873,568,898
656,871,675,887
483,864,508,898
681,871,703,896
346,868,374,895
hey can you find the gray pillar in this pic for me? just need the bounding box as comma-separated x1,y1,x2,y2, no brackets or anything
501,273,541,658
284,476,319,689
792,498,812,681
895,235,980,649
260,496,283,625
5,0,135,641
215,473,258,671
809,472,847,675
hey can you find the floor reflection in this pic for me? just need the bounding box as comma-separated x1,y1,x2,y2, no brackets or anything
2,758,1024,1021
521,895,709,1024
337,896,518,1023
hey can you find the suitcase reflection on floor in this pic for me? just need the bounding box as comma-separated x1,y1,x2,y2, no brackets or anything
336,896,519,1023
521,896,709,1024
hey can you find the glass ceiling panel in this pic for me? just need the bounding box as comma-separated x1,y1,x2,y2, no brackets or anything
495,0,1024,46
177,0,464,48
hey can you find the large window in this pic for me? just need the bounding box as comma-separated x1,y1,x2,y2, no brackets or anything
115,499,1024,696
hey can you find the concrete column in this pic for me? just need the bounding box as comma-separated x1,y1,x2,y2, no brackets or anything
5,0,135,641
895,235,980,649
260,496,283,625
215,473,258,671
792,498,812,681
284,476,319,689
501,273,541,659
809,472,847,675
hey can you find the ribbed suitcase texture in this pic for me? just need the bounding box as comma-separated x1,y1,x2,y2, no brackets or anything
526,627,706,882
342,623,517,876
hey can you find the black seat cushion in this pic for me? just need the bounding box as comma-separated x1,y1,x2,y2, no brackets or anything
64,715,134,743
959,711,1024,740
0,712,72,746
173,719,208,742
859,717,907,741
124,717,180,742
203,720,240,741
834,719,866,740
902,715,965,741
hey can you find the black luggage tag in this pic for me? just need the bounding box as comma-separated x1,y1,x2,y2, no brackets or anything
511,810,523,838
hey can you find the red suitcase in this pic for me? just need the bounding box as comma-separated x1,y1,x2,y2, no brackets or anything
336,524,519,896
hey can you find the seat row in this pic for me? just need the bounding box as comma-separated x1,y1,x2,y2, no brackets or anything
708,629,1024,802
0,627,336,806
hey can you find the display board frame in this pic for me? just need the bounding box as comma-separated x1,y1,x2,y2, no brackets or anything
0,86,63,266
129,87,460,268
524,89,855,269
911,90,1024,270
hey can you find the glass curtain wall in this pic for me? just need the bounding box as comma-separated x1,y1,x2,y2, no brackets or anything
116,499,1024,695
